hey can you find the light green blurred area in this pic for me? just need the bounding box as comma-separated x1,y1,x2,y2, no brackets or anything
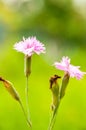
0,0,86,130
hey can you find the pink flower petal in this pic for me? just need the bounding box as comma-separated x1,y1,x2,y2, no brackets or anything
54,56,86,80
54,62,68,71
14,36,46,56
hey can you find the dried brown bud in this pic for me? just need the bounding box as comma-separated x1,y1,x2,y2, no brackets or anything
50,75,61,89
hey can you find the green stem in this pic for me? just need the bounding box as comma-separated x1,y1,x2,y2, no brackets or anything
48,94,60,130
25,76,31,124
48,110,57,130
18,99,32,127
48,103,60,130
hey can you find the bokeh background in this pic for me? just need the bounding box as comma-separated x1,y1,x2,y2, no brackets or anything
0,0,86,130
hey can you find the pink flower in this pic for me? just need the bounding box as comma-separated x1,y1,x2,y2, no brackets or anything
54,56,86,80
14,36,46,56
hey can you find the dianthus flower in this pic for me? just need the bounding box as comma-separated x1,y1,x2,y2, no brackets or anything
14,36,46,56
54,56,86,80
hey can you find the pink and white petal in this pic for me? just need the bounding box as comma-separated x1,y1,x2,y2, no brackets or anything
23,48,34,56
14,36,46,55
14,42,24,52
34,43,46,54
54,62,68,71
61,56,70,66
34,47,46,54
69,65,86,79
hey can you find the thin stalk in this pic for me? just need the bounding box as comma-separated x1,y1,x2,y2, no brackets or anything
18,99,32,127
48,104,59,130
25,76,31,124
48,110,57,130
48,95,60,130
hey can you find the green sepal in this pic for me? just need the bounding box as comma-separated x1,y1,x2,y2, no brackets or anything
24,55,31,77
60,73,70,99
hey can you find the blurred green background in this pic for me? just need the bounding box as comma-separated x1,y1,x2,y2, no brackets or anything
0,0,86,130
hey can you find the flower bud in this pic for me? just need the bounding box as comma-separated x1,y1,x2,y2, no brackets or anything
24,55,31,77
0,77,20,101
50,75,61,110
0,77,32,127
60,73,70,99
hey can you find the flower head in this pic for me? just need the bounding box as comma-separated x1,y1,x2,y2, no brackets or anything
14,36,46,56
54,56,86,80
